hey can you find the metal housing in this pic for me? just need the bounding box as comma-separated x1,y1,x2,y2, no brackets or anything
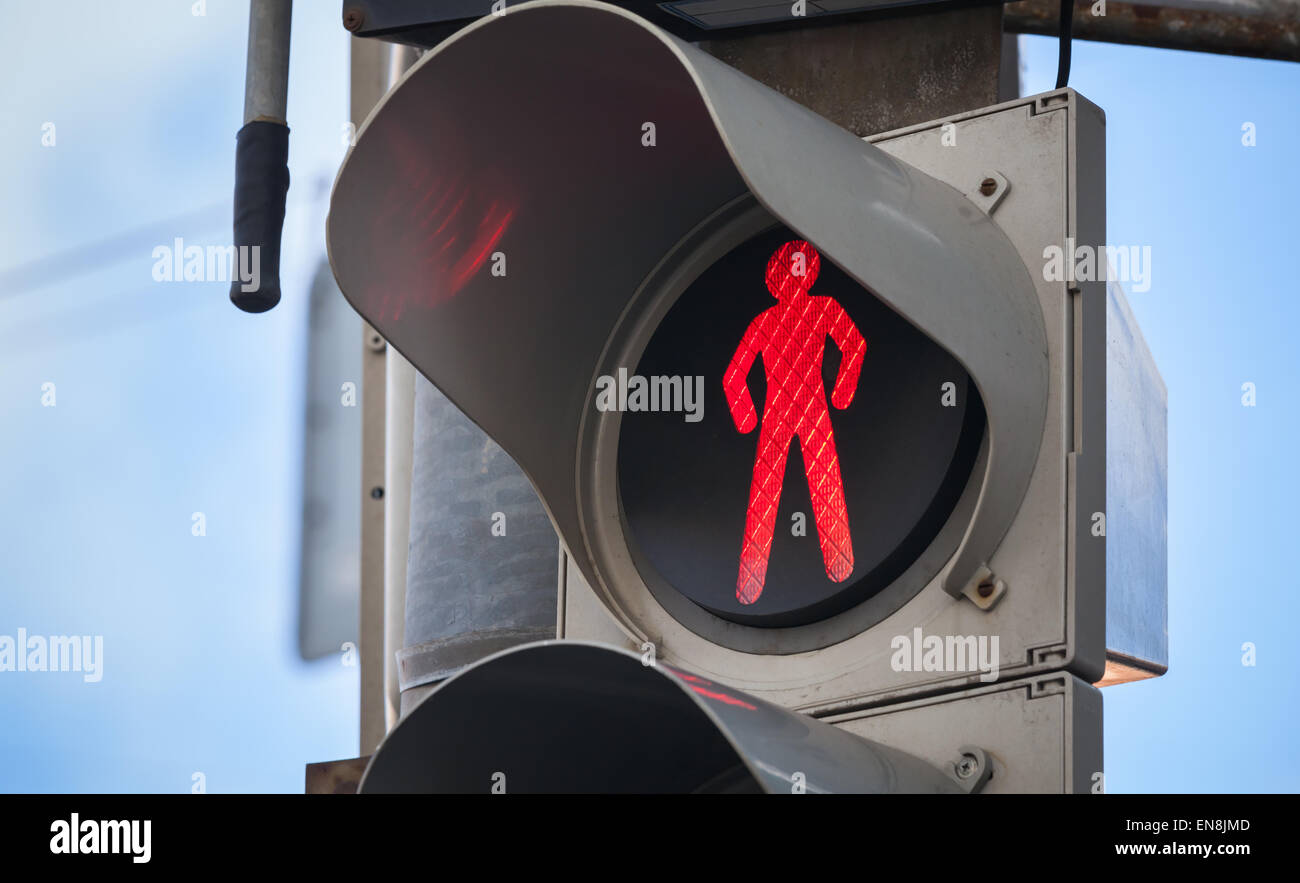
563,88,1128,711
328,1,1166,714
829,672,1104,793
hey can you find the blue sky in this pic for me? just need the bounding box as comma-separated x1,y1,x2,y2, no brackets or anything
0,1,355,792
1020,35,1300,792
0,4,1296,793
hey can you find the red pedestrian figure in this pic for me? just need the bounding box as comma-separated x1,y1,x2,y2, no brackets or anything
724,240,866,605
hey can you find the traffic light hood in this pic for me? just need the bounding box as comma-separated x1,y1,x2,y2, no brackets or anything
360,641,974,793
327,0,1048,605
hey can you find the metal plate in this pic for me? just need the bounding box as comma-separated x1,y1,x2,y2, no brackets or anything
828,672,1103,793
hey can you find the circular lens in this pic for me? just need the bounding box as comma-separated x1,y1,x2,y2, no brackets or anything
617,225,984,628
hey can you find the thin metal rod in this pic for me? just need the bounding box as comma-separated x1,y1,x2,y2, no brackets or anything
243,0,292,124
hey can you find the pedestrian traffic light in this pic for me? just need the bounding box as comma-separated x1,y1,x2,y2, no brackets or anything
619,228,985,629
329,0,1166,790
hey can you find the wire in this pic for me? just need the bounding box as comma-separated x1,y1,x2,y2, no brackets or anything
1056,0,1074,89
0,181,331,303
0,203,228,301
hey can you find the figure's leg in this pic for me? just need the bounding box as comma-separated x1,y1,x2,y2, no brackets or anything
800,416,854,583
737,423,793,605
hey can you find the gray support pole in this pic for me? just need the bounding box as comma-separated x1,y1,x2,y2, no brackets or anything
382,370,415,730
398,380,559,716
351,35,390,757
696,5,1005,136
243,0,292,125
381,48,421,733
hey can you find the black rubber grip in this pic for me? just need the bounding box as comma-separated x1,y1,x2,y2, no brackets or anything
229,120,290,313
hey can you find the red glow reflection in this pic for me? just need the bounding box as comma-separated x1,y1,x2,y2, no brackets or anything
688,686,757,711
666,669,758,711
724,241,866,605
355,127,515,322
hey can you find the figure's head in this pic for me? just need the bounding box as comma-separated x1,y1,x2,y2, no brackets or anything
765,240,820,300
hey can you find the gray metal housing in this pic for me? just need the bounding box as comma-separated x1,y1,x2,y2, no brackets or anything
328,0,1049,616
328,1,1166,715
562,87,1126,711
828,672,1104,794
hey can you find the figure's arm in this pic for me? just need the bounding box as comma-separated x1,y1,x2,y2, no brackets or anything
828,303,866,410
724,318,764,433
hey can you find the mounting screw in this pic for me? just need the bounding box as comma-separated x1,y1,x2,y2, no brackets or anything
343,7,366,32
367,331,386,352
370,486,384,500
955,754,979,779
977,577,996,598
979,177,997,197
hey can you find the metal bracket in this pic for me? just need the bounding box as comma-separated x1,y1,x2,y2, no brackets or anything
959,563,1007,610
967,170,1010,215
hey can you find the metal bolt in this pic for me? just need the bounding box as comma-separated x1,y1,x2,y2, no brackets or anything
370,486,384,500
977,578,996,598
956,754,979,779
343,8,366,32
979,177,997,197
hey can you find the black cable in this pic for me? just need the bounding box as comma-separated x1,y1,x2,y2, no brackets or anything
1056,0,1074,89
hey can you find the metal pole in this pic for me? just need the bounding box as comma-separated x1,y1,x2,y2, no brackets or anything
381,49,421,734
243,0,292,125
1005,0,1300,62
351,34,390,758
397,379,559,716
